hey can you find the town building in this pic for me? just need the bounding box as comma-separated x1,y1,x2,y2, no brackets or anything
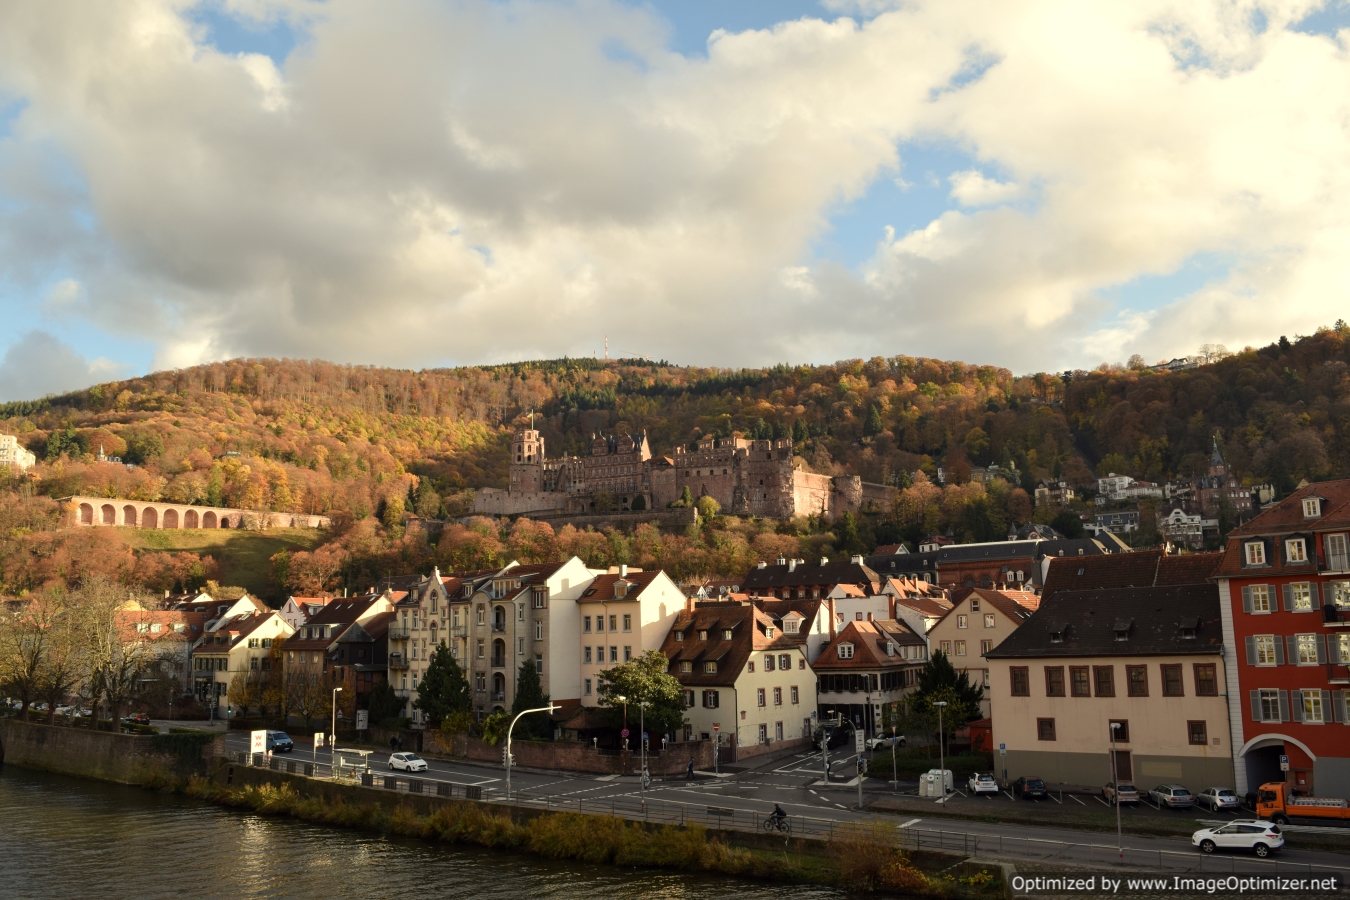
742,556,881,601
1158,504,1208,550
278,595,337,629
474,427,894,519
1214,481,1350,799
330,610,397,715
864,536,1117,592
986,584,1232,789
812,617,928,737
578,567,686,705
1091,509,1140,536
171,592,269,631
119,606,207,697
927,589,1035,716
1039,547,1222,599
660,601,812,759
746,597,832,663
1095,474,1164,505
1034,480,1076,508
281,593,396,719
190,611,294,715
0,433,36,470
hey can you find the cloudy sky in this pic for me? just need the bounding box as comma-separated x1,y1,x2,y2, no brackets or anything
1,0,1348,401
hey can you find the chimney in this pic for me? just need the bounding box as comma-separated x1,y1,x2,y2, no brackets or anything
867,611,874,622
685,595,694,613
788,559,797,573
620,564,628,578
757,561,767,569
850,555,864,565
828,596,837,639
777,555,786,566
820,556,829,566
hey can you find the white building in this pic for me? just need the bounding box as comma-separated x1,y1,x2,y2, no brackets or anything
0,434,36,471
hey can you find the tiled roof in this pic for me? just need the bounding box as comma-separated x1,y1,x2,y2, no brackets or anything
1229,479,1350,537
580,570,664,603
1154,552,1224,585
985,584,1221,659
813,619,925,671
741,560,880,593
891,594,954,617
659,602,797,687
1041,550,1163,596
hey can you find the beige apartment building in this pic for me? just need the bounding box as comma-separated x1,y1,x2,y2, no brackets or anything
191,611,294,714
986,584,1233,788
578,567,685,704
927,588,1034,716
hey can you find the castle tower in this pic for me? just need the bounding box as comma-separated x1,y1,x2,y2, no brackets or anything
1208,434,1227,479
509,428,545,493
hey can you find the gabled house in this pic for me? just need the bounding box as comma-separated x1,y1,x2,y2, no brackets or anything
578,567,685,705
278,595,336,629
660,601,812,760
813,617,927,737
190,611,294,715
986,584,1230,789
282,592,395,712
927,589,1035,716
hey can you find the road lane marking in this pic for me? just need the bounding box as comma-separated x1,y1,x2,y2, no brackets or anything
1071,794,1086,805
897,818,921,829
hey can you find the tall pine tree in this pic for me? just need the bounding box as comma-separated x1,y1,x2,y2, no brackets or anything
413,641,471,726
511,659,551,740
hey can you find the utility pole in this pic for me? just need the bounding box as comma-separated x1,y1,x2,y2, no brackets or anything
934,700,948,800
1110,722,1123,863
330,686,342,780
506,703,558,799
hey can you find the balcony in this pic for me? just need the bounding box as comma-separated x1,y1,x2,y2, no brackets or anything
491,623,507,634
491,656,507,669
491,691,506,702
388,625,411,641
387,654,409,671
1322,605,1350,628
394,688,411,699
1323,552,1350,573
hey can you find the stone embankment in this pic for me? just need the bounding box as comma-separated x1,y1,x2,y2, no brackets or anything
0,719,224,784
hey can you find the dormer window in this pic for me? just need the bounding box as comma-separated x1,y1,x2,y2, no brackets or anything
1244,541,1266,566
1181,627,1196,640
615,581,629,599
1049,629,1064,644
680,661,692,673
1114,630,1128,642
765,626,775,638
1286,538,1308,564
1303,497,1322,518
784,619,800,634
1178,616,1199,640
886,642,895,657
837,643,854,659
698,630,708,641
674,631,684,642
722,629,733,640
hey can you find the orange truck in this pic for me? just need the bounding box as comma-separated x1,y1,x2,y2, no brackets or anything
1255,782,1350,825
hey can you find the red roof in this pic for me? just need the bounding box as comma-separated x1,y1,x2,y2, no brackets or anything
813,619,925,671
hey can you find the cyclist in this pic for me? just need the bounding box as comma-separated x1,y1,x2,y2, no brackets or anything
769,804,787,824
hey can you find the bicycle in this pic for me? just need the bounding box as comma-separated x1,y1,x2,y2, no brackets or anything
762,816,789,833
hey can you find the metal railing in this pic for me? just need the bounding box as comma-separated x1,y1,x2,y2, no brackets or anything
387,654,409,670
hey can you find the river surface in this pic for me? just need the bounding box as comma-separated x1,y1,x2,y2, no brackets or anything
0,766,846,899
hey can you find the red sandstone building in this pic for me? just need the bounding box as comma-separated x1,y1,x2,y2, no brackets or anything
1215,481,1350,799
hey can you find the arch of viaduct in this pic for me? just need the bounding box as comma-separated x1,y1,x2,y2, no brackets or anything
60,496,330,530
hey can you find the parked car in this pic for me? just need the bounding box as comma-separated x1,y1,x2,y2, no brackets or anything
968,773,999,794
265,731,295,753
127,714,151,725
1192,820,1283,857
1103,782,1139,805
389,752,428,772
1149,784,1194,809
1013,776,1048,800
1196,787,1242,812
865,735,907,751
811,726,852,752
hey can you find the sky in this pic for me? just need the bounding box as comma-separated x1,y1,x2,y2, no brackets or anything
2,0,1350,401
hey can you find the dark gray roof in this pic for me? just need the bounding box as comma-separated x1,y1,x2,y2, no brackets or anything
741,560,879,591
985,584,1221,659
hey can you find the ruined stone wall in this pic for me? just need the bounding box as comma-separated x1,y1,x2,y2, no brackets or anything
473,488,568,516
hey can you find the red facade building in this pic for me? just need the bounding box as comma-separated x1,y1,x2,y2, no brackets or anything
1216,481,1350,799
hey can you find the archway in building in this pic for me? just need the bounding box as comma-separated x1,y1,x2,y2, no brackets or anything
143,508,158,529
184,509,199,528
122,505,138,526
494,605,506,630
492,639,506,669
80,503,93,525
203,511,218,528
101,504,116,525
220,517,230,528
492,672,506,701
1241,734,1316,793
163,508,179,529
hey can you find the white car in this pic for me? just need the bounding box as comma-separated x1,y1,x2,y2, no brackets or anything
388,752,428,772
865,735,907,751
1192,820,1283,857
968,773,1000,794
1195,787,1242,811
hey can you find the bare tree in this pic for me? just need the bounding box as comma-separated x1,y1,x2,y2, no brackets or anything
0,595,57,720
1197,344,1231,364
77,575,157,726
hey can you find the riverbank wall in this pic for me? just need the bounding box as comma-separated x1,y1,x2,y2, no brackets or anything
423,732,714,775
0,720,224,785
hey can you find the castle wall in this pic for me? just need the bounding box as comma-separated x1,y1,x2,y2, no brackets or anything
473,488,568,516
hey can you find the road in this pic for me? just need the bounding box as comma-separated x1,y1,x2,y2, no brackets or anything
211,730,1350,881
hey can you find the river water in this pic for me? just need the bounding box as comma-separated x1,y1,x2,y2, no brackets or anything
1,767,846,899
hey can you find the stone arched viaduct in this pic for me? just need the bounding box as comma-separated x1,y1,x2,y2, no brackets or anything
60,496,330,530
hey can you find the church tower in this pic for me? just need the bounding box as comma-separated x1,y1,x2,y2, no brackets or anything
509,428,545,493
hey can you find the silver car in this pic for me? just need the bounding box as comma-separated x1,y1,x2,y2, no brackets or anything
1104,782,1139,805
1149,784,1194,809
1196,787,1241,811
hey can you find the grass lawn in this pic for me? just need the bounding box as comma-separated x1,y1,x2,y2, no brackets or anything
122,527,327,599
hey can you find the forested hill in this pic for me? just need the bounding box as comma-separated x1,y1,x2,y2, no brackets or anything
2,325,1349,523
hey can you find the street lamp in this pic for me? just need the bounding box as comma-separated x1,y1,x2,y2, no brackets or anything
1110,721,1123,863
331,687,342,780
934,700,948,800
505,703,558,798
638,700,650,810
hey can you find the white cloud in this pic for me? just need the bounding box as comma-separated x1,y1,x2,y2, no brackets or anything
0,0,1345,386
948,170,1027,206
0,331,126,402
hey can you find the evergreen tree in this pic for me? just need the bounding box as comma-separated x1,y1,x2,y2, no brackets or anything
771,420,787,440
792,419,810,444
836,511,864,556
413,641,471,726
864,404,884,437
511,658,551,740
366,677,402,726
915,650,983,720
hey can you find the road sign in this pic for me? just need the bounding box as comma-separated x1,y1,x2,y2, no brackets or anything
250,729,266,755
315,732,324,748
1280,754,1290,772
713,723,719,732
355,710,369,731
999,742,1006,757
855,732,865,753
621,728,630,738
810,710,817,719
642,731,648,741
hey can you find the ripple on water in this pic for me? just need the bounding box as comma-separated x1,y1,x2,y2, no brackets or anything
0,768,846,900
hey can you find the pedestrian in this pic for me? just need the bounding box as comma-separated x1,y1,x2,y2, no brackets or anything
687,759,695,780
390,735,398,753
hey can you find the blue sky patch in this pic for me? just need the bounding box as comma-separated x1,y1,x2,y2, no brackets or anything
186,1,304,66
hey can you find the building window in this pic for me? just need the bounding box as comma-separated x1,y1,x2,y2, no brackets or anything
533,591,546,608
624,646,631,661
1108,719,1130,743
1187,721,1208,745
609,615,618,631
757,688,766,707
1301,690,1325,723
1244,541,1266,566
778,654,791,670
1161,664,1184,696
703,690,719,708
984,614,995,628
1011,667,1030,696
790,686,799,704
838,644,854,659
1286,539,1308,563
784,619,800,634
584,616,592,633
1254,635,1279,666
1248,584,1273,613
584,679,592,696
1045,667,1065,697
1069,666,1090,697
1332,581,1350,609
610,646,619,663
764,655,776,672
1326,534,1350,570
1288,583,1315,612
683,690,694,708
955,640,966,656
698,630,707,641
1258,688,1281,723
1093,666,1115,697
623,614,632,632
940,640,951,655
1126,665,1148,697
957,615,967,629
1303,497,1321,518
680,661,692,673
980,639,992,655
534,620,543,641
1295,633,1320,665
704,661,717,674
721,629,732,640
773,687,782,706
748,662,755,673
1036,718,1056,741
758,724,768,743
477,605,485,625
535,654,543,673
1194,664,1218,696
